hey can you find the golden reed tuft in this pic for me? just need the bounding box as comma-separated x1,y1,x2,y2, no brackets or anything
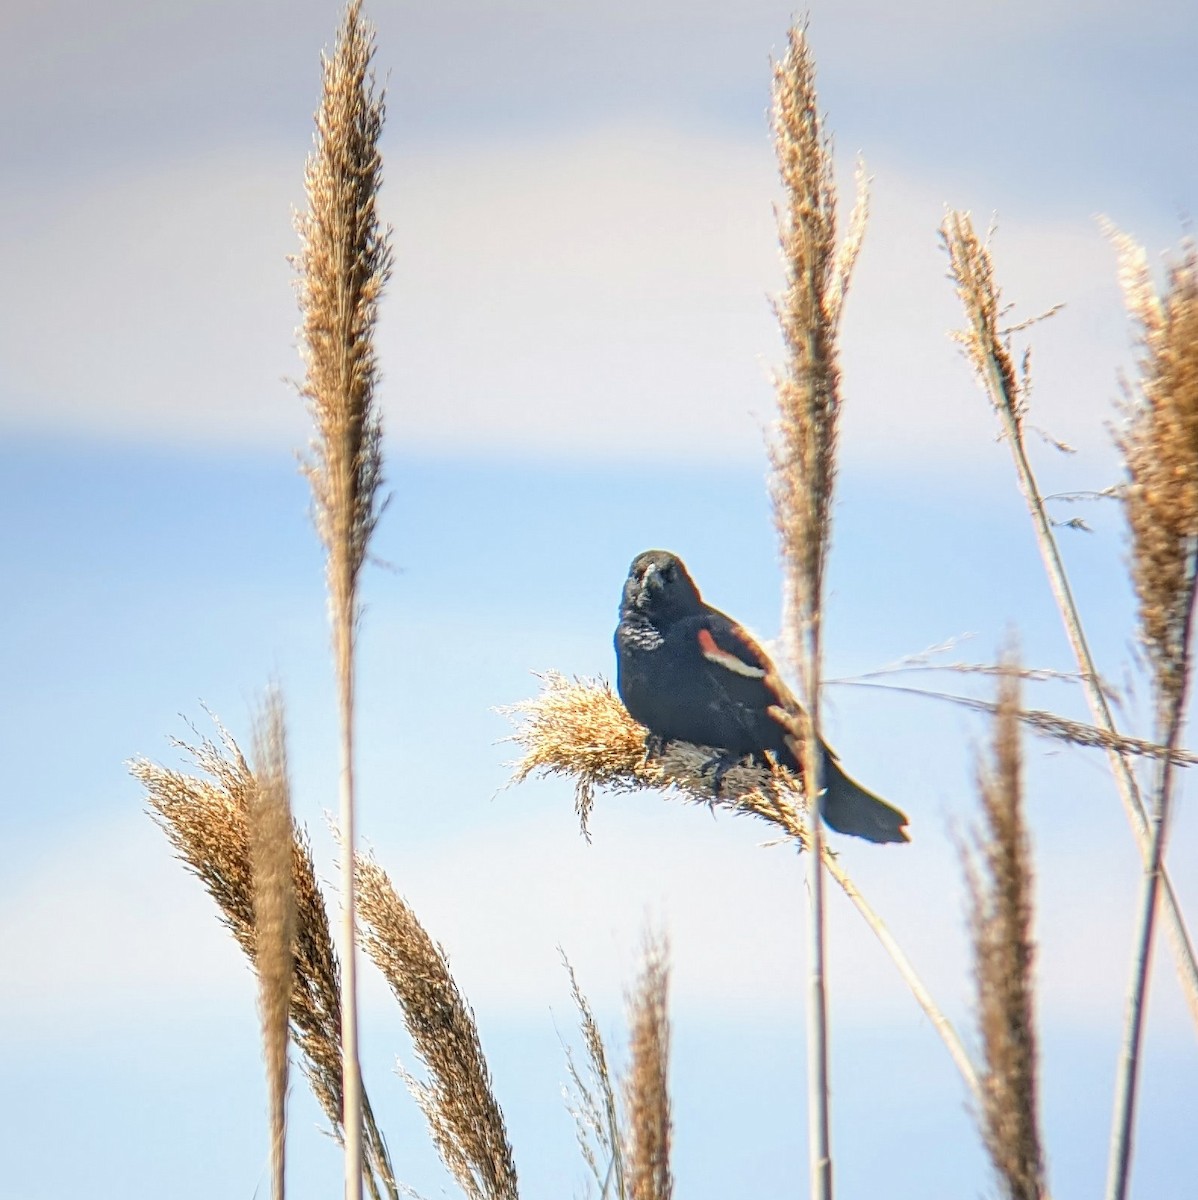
356,854,520,1200
625,935,673,1200
561,955,626,1198
132,718,399,1200
965,663,1047,1200
1110,233,1198,707
249,691,297,1200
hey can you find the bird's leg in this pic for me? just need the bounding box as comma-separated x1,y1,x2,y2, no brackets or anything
643,732,669,762
699,749,744,797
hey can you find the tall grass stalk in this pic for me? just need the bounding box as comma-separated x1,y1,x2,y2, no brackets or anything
770,25,868,1197
295,3,393,1196
249,690,298,1200
941,211,1198,1031
965,659,1047,1200
1105,235,1198,1200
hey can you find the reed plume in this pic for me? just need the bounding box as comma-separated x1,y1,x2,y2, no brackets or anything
562,954,627,1199
249,690,297,1200
1105,233,1198,1200
770,24,869,1196
355,853,520,1200
132,716,399,1200
941,210,1198,1029
294,2,393,1195
624,934,673,1200
965,660,1047,1200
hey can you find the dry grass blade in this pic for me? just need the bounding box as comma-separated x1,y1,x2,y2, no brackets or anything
562,954,627,1200
131,718,398,1200
1106,233,1198,1200
294,3,394,1195
250,691,298,1200
505,674,982,1102
355,853,519,1200
942,210,1198,1032
625,934,672,1200
965,662,1047,1200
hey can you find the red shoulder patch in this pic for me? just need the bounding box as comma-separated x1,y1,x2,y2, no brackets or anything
697,627,768,679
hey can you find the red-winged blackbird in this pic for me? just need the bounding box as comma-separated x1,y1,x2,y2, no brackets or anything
614,549,910,844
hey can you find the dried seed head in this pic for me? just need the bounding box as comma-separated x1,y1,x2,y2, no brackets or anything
1110,232,1198,705
356,854,519,1200
625,934,672,1200
769,25,868,673
296,0,393,600
965,661,1046,1200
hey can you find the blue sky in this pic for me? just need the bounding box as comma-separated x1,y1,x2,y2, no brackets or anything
2,2,1197,1197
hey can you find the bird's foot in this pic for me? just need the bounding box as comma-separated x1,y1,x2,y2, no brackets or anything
699,750,745,797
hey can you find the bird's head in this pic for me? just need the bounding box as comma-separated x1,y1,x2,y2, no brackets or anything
621,549,703,623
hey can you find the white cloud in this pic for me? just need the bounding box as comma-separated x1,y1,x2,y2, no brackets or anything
0,125,1140,468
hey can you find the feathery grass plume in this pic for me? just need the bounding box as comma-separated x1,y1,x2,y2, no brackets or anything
941,210,1198,1031
1106,234,1198,1200
771,24,868,1196
561,954,627,1200
355,852,519,1200
132,719,399,1200
505,673,983,1103
249,691,298,1200
294,3,393,1195
624,934,672,1200
964,659,1046,1200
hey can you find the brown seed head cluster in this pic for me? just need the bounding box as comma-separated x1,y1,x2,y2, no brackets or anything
965,665,1046,1200
249,692,298,1200
296,0,393,604
561,955,626,1197
355,854,520,1200
1111,233,1198,707
941,211,1025,429
625,935,673,1200
769,26,866,645
131,720,398,1200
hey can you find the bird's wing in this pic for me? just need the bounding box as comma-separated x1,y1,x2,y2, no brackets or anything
693,615,772,679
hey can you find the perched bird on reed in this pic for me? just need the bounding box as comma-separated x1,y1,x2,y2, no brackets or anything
614,549,910,844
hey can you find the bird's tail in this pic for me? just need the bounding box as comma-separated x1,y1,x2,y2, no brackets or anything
819,752,910,845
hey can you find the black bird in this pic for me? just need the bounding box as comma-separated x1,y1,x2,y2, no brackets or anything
614,549,909,844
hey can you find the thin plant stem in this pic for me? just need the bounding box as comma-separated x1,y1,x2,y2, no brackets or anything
821,847,982,1101
1106,546,1198,1200
942,212,1198,1030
